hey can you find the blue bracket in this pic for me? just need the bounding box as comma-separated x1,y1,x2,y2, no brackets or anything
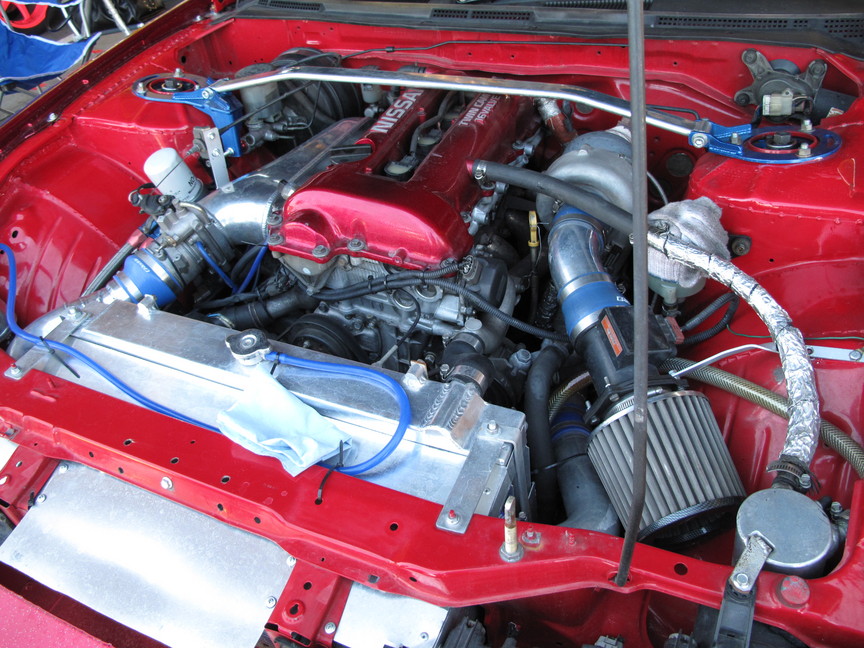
689,121,841,164
133,73,244,157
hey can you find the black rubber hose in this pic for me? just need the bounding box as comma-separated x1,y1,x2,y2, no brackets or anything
473,160,633,235
680,292,738,331
525,344,568,522
680,294,739,346
214,291,316,329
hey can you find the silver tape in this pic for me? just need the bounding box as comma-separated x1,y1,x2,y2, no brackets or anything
647,221,819,466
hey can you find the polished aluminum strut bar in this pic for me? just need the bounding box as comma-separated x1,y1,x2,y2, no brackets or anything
211,65,696,138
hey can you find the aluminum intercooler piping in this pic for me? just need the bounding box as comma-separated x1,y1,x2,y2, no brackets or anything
647,230,820,471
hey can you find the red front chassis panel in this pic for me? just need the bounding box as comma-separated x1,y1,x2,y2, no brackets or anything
0,3,863,646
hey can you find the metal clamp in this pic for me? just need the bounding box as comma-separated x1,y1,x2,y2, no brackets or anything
708,533,774,648
730,532,774,594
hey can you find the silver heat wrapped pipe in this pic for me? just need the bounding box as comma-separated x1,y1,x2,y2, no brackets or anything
647,227,820,468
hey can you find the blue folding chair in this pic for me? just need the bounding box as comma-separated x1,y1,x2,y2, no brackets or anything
0,20,99,121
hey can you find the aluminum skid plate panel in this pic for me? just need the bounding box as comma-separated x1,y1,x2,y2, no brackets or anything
0,462,295,648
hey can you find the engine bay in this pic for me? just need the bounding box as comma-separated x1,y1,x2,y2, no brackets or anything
0,4,863,647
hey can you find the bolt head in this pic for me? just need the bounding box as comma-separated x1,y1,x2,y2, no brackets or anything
486,421,499,434
312,244,330,258
58,463,68,473
35,494,46,504
160,476,174,490
201,89,213,99
8,365,22,377
286,555,296,567
445,510,460,525
47,112,58,122
777,575,810,607
733,572,750,588
266,596,277,609
324,622,337,635
849,349,862,361
691,133,709,148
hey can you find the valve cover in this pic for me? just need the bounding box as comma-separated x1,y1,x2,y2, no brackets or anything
272,89,539,268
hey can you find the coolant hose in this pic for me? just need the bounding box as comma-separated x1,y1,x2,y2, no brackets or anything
551,402,621,534
266,351,411,476
662,357,864,479
525,344,568,521
472,160,633,234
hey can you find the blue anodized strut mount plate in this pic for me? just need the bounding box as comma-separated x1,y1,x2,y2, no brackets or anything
689,120,841,164
133,72,244,157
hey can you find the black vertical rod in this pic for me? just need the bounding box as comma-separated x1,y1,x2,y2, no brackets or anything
614,0,649,587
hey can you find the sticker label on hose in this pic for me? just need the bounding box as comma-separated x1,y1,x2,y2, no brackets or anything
601,315,624,357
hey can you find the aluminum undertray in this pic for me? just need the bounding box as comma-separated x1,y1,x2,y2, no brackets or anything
0,462,294,648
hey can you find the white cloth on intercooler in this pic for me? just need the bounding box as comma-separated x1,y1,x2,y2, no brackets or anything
216,366,351,476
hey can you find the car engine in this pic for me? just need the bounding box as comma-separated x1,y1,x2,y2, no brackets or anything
0,6,862,647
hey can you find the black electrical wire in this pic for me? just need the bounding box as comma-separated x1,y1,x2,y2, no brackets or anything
314,262,461,301
219,81,315,134
341,40,628,61
423,278,569,342
531,452,588,476
615,0,650,589
392,290,422,352
377,289,422,365
646,104,701,120
318,274,568,342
